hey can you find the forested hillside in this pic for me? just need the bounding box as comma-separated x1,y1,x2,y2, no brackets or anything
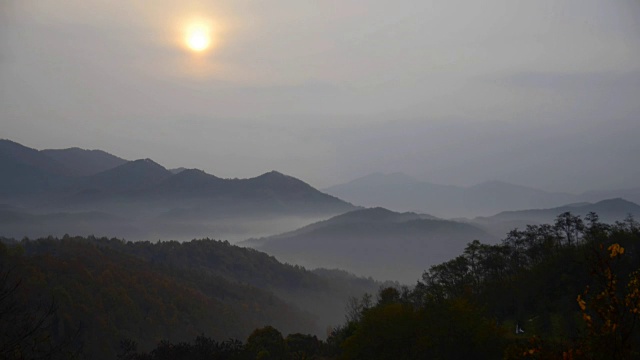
328,213,640,359
0,236,379,359
2,212,639,359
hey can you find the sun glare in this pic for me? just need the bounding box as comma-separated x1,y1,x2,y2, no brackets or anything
185,24,212,52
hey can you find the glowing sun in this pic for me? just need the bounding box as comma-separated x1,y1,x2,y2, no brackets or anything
185,24,211,52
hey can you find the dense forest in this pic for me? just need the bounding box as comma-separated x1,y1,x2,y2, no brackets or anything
0,235,382,359
329,213,640,359
1,212,639,359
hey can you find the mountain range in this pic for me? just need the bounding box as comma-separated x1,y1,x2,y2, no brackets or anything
242,207,496,283
3,138,638,279
0,139,355,241
324,172,640,218
471,198,640,238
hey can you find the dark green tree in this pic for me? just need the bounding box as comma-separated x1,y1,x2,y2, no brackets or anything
245,326,286,360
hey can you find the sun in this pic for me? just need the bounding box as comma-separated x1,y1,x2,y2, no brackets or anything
185,24,211,52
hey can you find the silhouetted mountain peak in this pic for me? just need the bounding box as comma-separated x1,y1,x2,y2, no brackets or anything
257,170,289,179
329,207,437,224
335,207,401,221
106,158,172,179
125,158,167,170
0,139,71,176
250,170,313,190
591,198,639,212
156,168,224,190
176,168,207,176
0,139,26,151
595,197,634,205
169,167,188,174
1,139,354,219
139,158,157,164
41,147,127,176
82,158,173,194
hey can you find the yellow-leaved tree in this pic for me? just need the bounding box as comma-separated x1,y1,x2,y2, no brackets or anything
571,243,640,359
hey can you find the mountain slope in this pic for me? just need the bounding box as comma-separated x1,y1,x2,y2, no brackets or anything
265,207,438,240
243,207,495,283
2,140,352,205
4,236,321,359
2,235,382,359
0,140,356,240
0,139,72,197
146,169,352,208
149,168,227,196
84,158,174,193
41,147,128,176
230,171,356,213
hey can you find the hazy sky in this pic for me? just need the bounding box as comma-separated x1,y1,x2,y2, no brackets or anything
2,0,639,192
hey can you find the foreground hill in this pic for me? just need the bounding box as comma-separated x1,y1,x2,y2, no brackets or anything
324,172,577,218
243,207,495,283
0,139,355,240
473,198,640,237
0,236,380,359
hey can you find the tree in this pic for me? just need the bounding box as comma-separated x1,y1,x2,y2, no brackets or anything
341,302,420,360
555,212,585,247
575,243,640,359
341,292,504,360
0,266,72,359
245,326,286,360
285,333,320,360
421,255,471,300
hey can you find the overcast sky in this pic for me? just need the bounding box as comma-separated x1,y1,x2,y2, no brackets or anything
1,0,639,192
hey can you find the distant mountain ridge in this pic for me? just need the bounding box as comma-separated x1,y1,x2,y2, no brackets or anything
80,158,174,195
242,207,494,283
244,199,639,283
580,187,640,204
0,139,72,195
0,139,353,210
480,198,640,222
0,139,356,241
41,147,128,176
263,207,439,240
0,139,69,173
324,172,638,218
471,198,640,238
